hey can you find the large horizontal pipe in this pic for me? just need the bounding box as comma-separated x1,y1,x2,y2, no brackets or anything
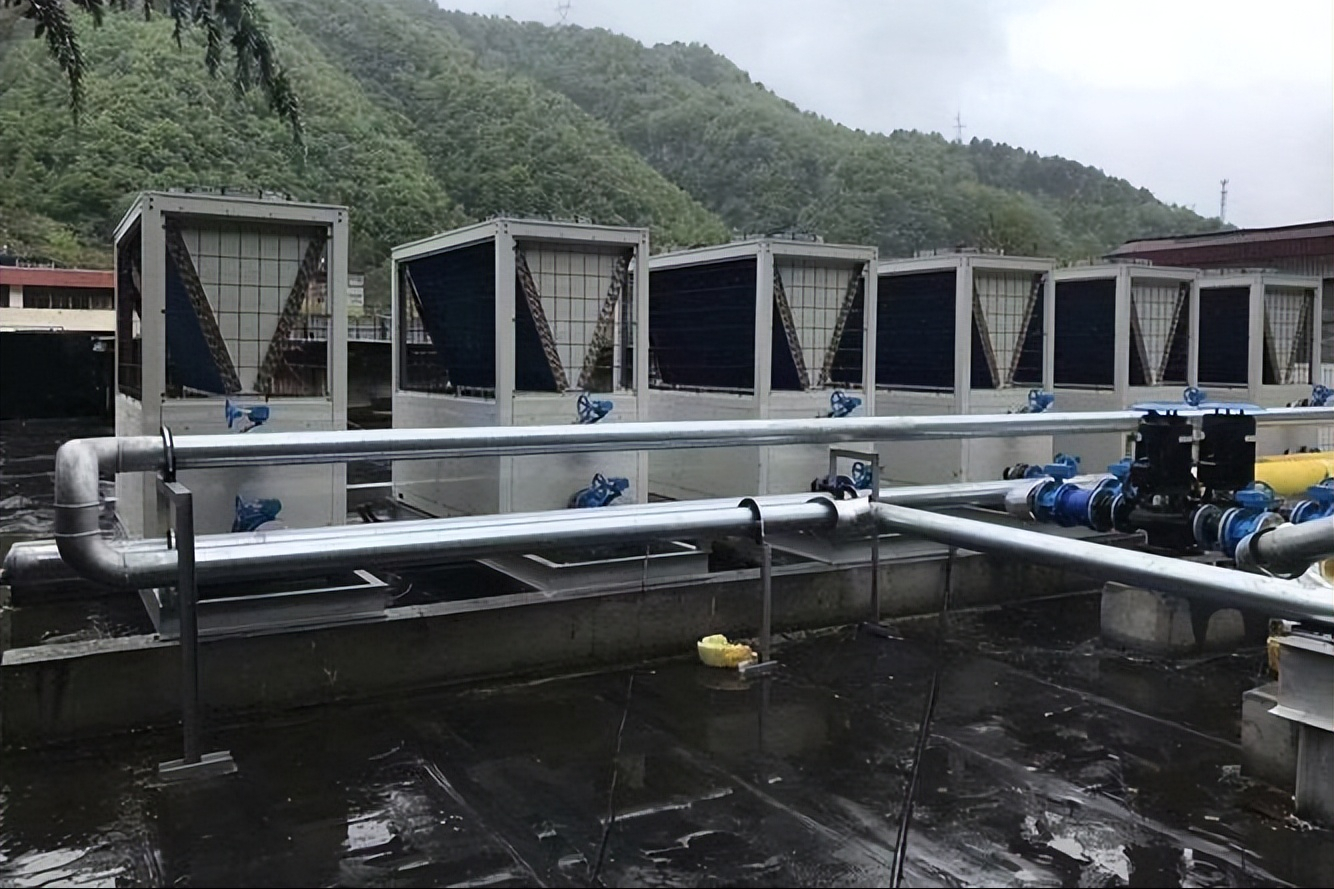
162,406,1334,469
873,503,1334,626
46,407,1334,590
48,493,864,590
7,479,1030,592
1236,517,1334,579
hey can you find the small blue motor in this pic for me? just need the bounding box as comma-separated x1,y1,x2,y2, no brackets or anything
576,393,614,425
827,390,862,418
569,473,629,508
233,495,283,532
225,399,270,433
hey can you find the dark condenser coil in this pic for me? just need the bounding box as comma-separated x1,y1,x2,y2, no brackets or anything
116,225,143,400
649,257,757,391
1054,279,1115,388
399,241,497,394
1198,287,1249,387
876,270,956,389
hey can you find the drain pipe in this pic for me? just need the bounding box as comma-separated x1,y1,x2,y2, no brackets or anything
872,503,1334,626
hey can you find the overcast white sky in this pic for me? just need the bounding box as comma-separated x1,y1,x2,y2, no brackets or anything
438,0,1333,229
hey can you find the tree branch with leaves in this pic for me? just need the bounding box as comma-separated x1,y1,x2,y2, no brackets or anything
3,0,302,144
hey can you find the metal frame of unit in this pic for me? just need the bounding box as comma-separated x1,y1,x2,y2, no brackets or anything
112,190,349,538
1049,262,1200,469
874,252,1055,484
391,218,651,517
645,237,878,500
1197,271,1323,456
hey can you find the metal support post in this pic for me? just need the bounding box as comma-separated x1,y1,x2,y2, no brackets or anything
156,472,236,782
739,499,778,677
739,541,778,677
822,447,895,639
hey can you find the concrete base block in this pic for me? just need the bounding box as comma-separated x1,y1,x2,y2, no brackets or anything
1296,725,1334,826
1100,582,1249,655
1241,682,1298,790
157,750,237,783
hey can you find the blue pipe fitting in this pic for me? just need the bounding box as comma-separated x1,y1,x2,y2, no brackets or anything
576,393,614,425
1182,386,1208,408
827,390,862,418
1310,384,1332,407
225,399,270,432
1215,507,1284,559
1204,483,1282,558
1025,389,1055,413
1290,479,1334,524
233,495,283,532
850,461,873,490
569,473,629,508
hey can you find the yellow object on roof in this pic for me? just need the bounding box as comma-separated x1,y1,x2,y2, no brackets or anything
697,634,756,669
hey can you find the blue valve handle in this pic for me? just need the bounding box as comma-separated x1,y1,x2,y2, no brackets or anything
569,473,629,508
224,399,270,432
1182,386,1208,407
1027,390,1055,413
576,393,614,425
828,390,862,418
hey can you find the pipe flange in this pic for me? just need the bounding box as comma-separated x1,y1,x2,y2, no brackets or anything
1004,478,1043,521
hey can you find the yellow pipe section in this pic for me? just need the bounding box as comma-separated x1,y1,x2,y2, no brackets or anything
1255,451,1334,463
1253,459,1334,497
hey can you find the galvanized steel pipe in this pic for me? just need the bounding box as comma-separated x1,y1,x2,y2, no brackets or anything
158,406,1334,468
46,485,860,589
9,478,1024,592
41,407,1334,590
1236,517,1334,579
873,503,1334,626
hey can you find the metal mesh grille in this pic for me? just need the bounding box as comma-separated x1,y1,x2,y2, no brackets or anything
173,221,327,396
972,270,1038,389
776,258,859,388
1129,278,1189,387
521,243,634,393
1265,286,1314,385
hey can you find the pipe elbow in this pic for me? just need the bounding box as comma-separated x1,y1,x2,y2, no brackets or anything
52,437,132,588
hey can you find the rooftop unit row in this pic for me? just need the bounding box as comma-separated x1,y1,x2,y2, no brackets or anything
390,223,1323,512
106,192,1323,531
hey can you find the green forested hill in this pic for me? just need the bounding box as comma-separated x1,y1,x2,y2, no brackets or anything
1,0,1220,294
436,6,1221,258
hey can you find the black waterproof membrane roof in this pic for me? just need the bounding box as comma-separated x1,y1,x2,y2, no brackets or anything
2,591,1328,888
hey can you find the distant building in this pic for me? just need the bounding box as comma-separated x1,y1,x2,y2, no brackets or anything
1108,221,1334,354
0,265,114,332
